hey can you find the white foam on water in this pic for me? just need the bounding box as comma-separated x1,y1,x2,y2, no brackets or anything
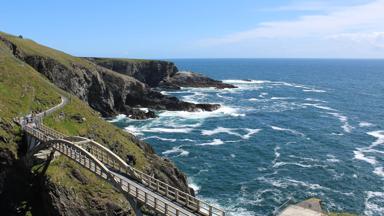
162,145,189,157
108,114,127,122
272,146,280,165
326,154,340,163
201,127,261,139
359,121,375,127
364,191,384,216
273,161,316,168
304,98,327,103
230,154,236,158
143,136,177,142
302,88,327,93
327,112,354,133
201,127,241,137
259,92,268,98
270,126,305,137
138,107,149,113
142,127,193,133
367,130,384,148
216,93,233,100
248,98,259,101
373,167,384,177
331,132,344,136
182,92,207,103
288,155,320,163
271,97,295,100
223,79,270,84
353,150,377,165
159,105,245,119
180,138,195,142
257,176,325,191
242,128,262,139
197,139,225,146
124,125,144,136
303,103,337,111
187,177,201,194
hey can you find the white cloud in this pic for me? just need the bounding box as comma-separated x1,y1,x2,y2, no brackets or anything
264,1,339,12
199,0,384,47
327,32,384,48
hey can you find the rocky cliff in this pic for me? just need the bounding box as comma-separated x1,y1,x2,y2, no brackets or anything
85,57,178,87
0,32,195,216
87,57,236,90
0,34,220,120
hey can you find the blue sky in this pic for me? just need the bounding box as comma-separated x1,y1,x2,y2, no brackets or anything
1,0,384,58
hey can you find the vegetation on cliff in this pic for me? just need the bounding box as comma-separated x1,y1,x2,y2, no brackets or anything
0,32,192,215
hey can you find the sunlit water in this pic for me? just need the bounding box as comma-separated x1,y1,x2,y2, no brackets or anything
110,59,384,216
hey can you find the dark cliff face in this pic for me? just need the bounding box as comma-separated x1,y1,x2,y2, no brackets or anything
85,57,178,87
0,36,220,119
87,57,236,90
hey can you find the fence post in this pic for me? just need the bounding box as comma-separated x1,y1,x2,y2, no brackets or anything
197,200,200,212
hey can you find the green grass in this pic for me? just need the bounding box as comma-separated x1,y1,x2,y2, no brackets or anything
0,32,139,83
0,41,61,154
0,32,93,69
0,32,150,214
43,96,148,170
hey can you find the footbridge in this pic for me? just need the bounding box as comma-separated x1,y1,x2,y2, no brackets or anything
17,96,225,216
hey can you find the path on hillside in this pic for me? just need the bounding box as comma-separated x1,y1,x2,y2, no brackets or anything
18,94,224,216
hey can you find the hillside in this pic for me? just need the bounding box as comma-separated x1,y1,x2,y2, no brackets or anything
0,33,192,215
0,32,220,120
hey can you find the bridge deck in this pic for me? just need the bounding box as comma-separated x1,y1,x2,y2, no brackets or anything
19,95,225,216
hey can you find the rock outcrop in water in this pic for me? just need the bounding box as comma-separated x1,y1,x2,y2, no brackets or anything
87,57,236,90
160,71,236,89
0,36,220,119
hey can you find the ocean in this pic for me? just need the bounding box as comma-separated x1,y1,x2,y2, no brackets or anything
110,59,384,216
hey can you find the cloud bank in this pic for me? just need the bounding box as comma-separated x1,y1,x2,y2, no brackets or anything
197,0,384,57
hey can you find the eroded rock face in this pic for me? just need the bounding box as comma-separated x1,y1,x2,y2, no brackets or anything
40,177,132,216
0,36,220,119
85,58,178,87
87,57,237,90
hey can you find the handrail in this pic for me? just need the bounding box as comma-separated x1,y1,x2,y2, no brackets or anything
20,95,225,216
80,137,224,215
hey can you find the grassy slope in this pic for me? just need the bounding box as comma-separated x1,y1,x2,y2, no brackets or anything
0,33,150,214
43,95,147,169
0,41,61,153
0,32,140,83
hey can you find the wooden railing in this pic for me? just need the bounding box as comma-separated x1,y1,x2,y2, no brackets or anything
79,138,225,216
19,94,225,216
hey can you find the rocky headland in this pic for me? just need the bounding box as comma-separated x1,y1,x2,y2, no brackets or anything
0,31,232,216
86,57,236,90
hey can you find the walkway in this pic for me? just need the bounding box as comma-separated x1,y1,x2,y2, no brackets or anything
18,95,225,216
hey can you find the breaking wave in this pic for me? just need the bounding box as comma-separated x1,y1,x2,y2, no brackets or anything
197,139,225,146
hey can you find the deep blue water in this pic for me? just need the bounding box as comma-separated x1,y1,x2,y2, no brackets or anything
111,59,384,216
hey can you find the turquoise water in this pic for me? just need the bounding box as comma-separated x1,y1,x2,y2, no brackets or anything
111,59,384,216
